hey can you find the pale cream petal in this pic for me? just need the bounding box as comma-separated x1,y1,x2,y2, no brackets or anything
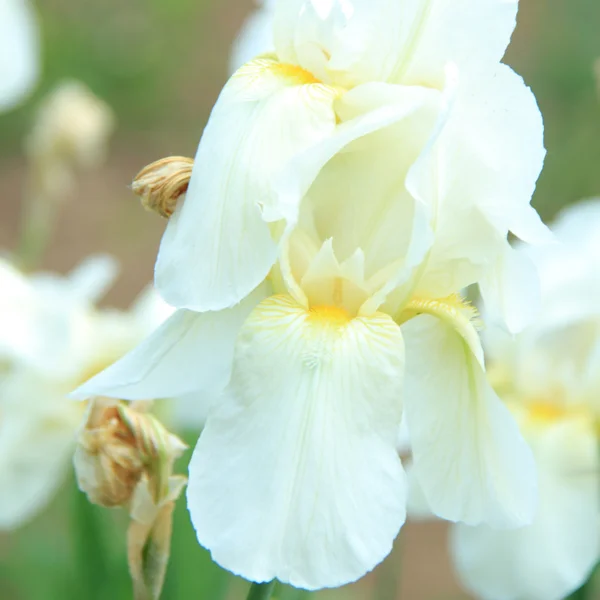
402,315,537,528
392,0,518,87
305,83,440,277
274,0,517,89
407,65,547,298
229,0,276,73
71,284,269,401
274,0,406,87
451,416,600,600
187,295,406,589
275,83,441,235
155,57,338,312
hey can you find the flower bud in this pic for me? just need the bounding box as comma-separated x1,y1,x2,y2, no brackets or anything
74,399,187,510
26,81,114,172
132,156,194,218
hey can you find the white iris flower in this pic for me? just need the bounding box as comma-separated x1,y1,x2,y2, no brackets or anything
0,256,172,529
449,200,600,600
75,0,550,589
0,0,39,111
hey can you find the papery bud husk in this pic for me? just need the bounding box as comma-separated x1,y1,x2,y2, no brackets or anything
74,399,187,509
74,399,187,600
132,156,194,218
74,401,145,508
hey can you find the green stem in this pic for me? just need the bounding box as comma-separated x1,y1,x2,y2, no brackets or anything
72,486,109,600
246,581,277,600
568,583,589,600
15,191,58,271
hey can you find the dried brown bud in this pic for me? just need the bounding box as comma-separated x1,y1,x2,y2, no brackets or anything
132,156,194,218
74,399,187,600
74,399,187,510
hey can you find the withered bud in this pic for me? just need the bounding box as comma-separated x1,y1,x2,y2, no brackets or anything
74,399,187,511
132,156,194,218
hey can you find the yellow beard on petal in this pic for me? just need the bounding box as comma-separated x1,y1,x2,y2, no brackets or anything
308,305,351,325
272,62,322,85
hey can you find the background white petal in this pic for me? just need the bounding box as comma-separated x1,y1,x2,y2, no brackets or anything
451,416,600,600
525,199,600,329
155,58,338,312
0,0,39,111
0,377,79,529
402,314,537,528
188,295,406,589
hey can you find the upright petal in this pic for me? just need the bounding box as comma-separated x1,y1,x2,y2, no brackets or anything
275,82,441,269
0,0,39,111
274,0,518,88
451,416,600,600
402,314,537,528
155,57,338,311
391,0,518,87
72,284,269,401
188,295,406,589
274,0,405,87
407,64,548,298
230,0,276,73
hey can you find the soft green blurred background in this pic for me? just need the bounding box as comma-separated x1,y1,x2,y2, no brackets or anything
0,0,599,598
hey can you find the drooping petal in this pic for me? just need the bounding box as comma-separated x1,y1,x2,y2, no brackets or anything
274,0,518,89
0,0,39,111
402,314,537,528
187,295,406,589
451,415,600,600
71,284,269,401
155,57,338,312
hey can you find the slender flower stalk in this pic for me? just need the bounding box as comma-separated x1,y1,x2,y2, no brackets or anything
16,81,114,270
246,581,277,600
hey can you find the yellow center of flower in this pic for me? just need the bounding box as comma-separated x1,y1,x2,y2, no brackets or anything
308,305,351,325
272,62,322,85
528,401,569,423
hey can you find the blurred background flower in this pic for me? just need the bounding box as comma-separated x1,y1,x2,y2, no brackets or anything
0,0,40,112
0,1,599,599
